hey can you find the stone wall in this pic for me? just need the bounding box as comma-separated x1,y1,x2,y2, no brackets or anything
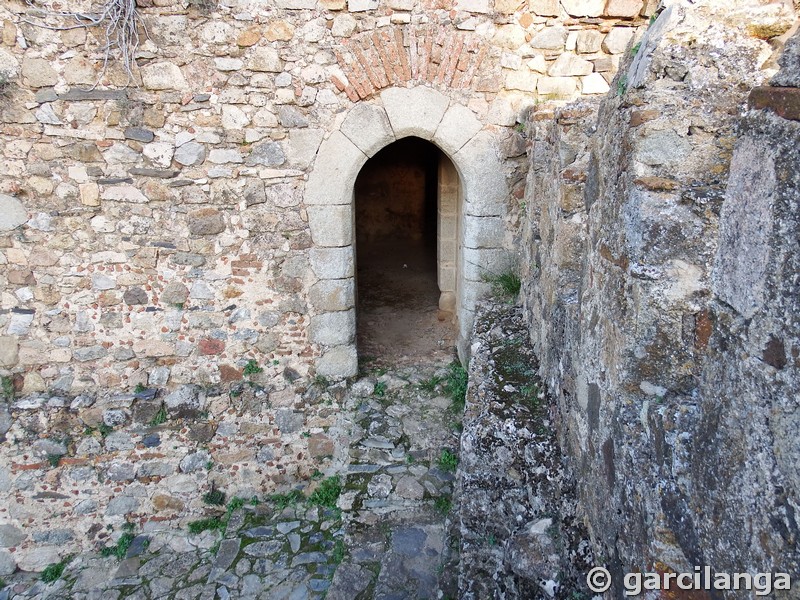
0,0,650,397
521,0,799,594
0,0,657,574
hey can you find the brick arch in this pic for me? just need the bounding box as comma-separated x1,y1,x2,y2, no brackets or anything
306,86,510,378
330,25,490,101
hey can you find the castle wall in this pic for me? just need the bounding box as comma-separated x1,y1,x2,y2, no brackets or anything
521,0,799,593
0,0,652,572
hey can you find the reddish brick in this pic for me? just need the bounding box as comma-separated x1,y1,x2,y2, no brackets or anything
748,86,800,121
374,32,399,85
350,42,383,91
363,40,389,88
394,28,412,81
219,364,243,382
198,338,225,355
408,28,419,79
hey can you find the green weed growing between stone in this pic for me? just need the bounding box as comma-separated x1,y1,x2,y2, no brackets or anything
307,475,342,508
187,516,224,535
41,555,72,583
444,361,468,412
1,376,14,400
242,359,263,377
100,523,137,560
419,375,442,393
437,449,458,473
203,484,226,506
374,381,387,397
482,271,521,300
148,404,167,426
269,489,305,510
434,495,452,515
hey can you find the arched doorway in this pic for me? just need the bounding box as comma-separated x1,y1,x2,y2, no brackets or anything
305,87,511,379
354,137,458,365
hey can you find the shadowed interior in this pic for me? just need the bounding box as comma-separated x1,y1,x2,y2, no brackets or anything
355,137,457,366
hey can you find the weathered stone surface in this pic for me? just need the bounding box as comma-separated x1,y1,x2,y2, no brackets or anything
602,26,635,54
771,30,800,87
275,409,305,433
265,20,295,41
285,129,324,169
381,87,450,140
161,282,189,305
548,52,593,76
174,141,206,166
248,47,282,72
0,524,25,548
124,127,155,143
332,14,358,37
21,57,57,87
246,140,285,167
307,205,353,247
0,194,28,231
529,0,559,16
604,0,643,17
635,129,692,166
316,345,357,379
180,450,211,473
561,0,604,17
188,208,225,235
454,131,509,218
305,131,366,206
530,26,567,50
340,104,394,158
0,548,16,576
310,248,354,279
164,385,203,416
308,310,356,345
309,279,355,312
581,72,610,94
749,86,800,121
141,62,187,90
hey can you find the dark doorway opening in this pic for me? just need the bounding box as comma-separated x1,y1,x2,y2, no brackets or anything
355,137,456,366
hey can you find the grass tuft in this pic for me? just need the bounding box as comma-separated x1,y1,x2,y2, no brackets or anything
149,404,167,426
41,555,72,583
187,516,224,535
243,359,263,377
444,361,468,412
482,271,521,300
307,475,342,509
437,448,458,473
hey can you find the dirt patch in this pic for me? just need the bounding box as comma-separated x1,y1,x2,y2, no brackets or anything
356,239,456,368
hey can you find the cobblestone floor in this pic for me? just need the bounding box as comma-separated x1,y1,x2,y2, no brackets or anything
1,363,463,600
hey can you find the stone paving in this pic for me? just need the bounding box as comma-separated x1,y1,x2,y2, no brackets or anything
0,363,462,600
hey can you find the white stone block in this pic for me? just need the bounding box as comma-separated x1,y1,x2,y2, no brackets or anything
455,131,508,217
340,103,396,157
310,247,355,279
463,215,506,249
561,0,604,17
141,62,187,90
308,310,356,345
381,87,450,141
434,104,483,156
581,73,611,94
305,131,367,205
307,205,353,247
348,0,378,10
316,345,358,379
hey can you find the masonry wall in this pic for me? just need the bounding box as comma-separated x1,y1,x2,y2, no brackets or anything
521,0,799,594
0,0,657,575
